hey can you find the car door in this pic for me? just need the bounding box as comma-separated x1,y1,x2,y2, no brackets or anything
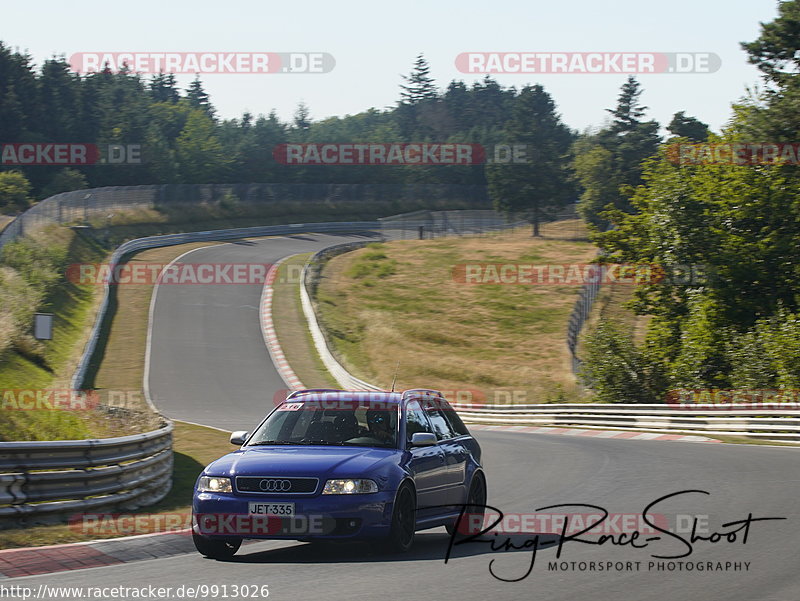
421,398,469,508
403,400,448,517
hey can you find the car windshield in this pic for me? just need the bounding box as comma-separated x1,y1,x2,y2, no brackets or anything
248,399,399,448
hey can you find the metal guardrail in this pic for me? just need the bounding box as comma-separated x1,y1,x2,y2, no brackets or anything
449,403,800,442
0,424,173,523
301,241,385,392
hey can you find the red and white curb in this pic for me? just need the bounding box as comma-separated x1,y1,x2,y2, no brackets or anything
0,529,194,579
260,259,305,391
468,424,720,443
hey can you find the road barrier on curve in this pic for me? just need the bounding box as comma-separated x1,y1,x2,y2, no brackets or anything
301,242,385,392
0,424,173,526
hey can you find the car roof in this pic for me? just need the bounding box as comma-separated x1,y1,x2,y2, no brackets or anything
285,390,402,404
283,389,447,405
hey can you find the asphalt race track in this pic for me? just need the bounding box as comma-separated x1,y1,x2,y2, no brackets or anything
145,232,381,431
17,233,800,601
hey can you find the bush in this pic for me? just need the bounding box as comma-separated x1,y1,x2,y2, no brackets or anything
580,319,666,403
0,171,33,214
0,229,72,357
726,309,800,389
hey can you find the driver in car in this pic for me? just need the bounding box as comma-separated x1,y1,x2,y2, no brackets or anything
366,409,393,444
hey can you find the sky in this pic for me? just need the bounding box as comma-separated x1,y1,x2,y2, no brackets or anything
1,0,782,134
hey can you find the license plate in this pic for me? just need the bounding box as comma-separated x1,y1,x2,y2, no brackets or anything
249,502,295,517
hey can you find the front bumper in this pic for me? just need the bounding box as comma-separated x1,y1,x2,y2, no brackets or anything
192,489,397,540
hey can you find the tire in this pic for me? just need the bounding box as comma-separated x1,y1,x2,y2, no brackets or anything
446,473,487,536
193,533,242,559
385,484,416,553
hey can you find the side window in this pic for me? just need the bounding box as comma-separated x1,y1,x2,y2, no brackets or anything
405,401,434,443
422,400,456,441
441,402,470,436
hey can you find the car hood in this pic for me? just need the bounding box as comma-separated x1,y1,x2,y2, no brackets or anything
205,446,399,480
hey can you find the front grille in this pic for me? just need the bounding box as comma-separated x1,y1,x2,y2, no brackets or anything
235,476,318,494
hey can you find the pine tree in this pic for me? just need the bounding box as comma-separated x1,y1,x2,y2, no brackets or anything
667,111,710,141
399,54,437,104
293,102,311,130
0,85,25,139
149,73,180,103
575,77,661,226
606,76,647,133
186,77,215,118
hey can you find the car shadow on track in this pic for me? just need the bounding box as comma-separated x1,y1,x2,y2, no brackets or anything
220,531,561,564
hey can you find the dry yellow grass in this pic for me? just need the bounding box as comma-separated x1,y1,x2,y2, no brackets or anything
0,215,13,232
315,225,597,404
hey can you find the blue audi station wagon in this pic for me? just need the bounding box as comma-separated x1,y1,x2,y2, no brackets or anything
192,389,486,558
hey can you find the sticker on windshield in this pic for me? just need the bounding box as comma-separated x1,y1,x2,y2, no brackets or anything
278,402,303,411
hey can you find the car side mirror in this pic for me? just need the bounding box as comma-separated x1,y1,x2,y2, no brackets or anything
230,431,248,445
410,432,438,447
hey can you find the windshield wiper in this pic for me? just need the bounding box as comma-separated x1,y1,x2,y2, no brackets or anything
247,440,297,446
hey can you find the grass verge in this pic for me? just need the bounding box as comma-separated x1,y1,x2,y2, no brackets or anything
0,228,110,441
270,253,338,390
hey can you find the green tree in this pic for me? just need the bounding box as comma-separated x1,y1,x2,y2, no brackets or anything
741,0,800,86
0,171,33,213
149,73,180,103
38,59,82,141
293,102,311,131
399,54,438,105
175,110,228,183
40,168,88,198
574,77,661,227
486,84,575,236
186,77,215,118
0,85,25,140
667,111,710,141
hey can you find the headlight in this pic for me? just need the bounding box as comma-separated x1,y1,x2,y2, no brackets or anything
322,479,378,494
197,476,233,493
